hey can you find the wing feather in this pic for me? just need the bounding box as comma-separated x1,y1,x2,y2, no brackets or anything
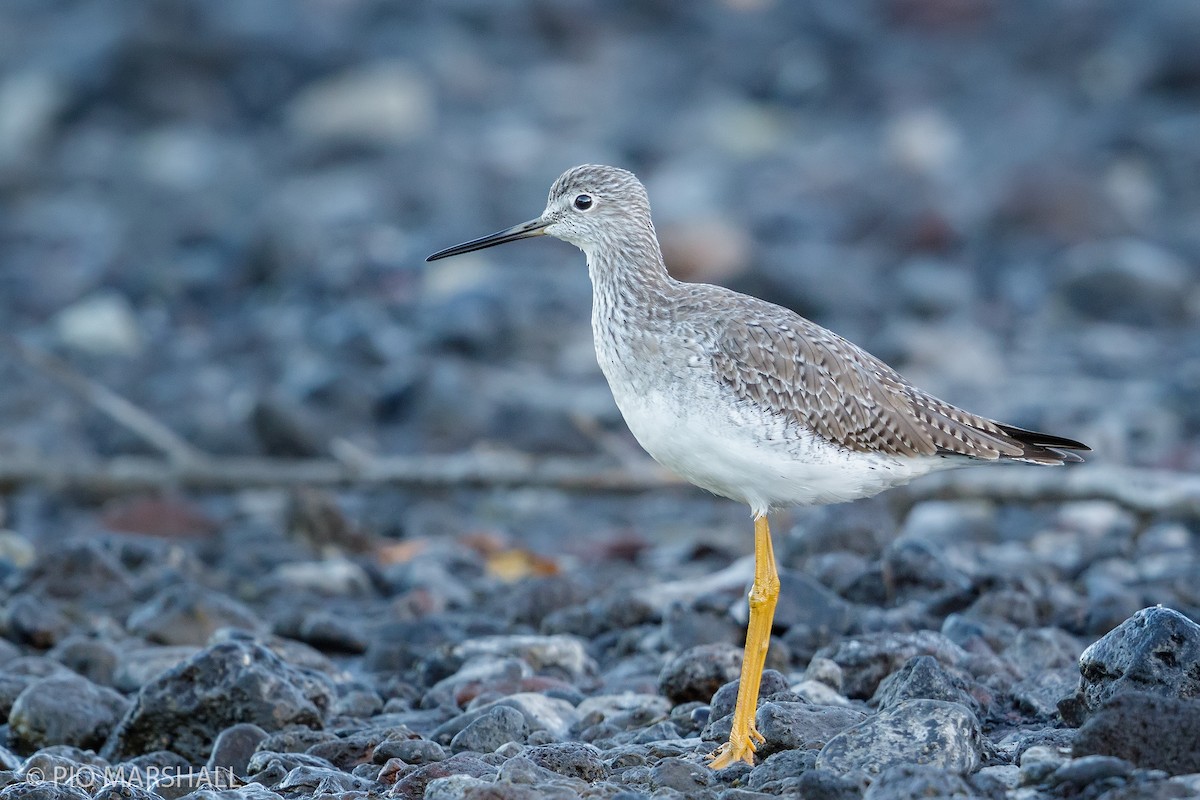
710,314,1025,460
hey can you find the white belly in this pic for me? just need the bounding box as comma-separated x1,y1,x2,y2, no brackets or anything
610,387,954,516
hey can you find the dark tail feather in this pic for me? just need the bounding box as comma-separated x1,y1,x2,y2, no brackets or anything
995,423,1091,465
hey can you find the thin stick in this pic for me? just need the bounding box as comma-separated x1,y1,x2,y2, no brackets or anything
0,336,209,466
0,455,1195,519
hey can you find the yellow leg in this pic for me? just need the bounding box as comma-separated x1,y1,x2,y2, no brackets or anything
708,514,780,769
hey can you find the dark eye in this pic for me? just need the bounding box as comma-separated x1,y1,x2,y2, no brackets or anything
573,194,593,211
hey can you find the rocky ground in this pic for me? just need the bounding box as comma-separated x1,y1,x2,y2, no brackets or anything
1,1,1199,799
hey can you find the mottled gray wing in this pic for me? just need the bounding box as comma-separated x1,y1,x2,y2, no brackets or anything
710,314,1024,460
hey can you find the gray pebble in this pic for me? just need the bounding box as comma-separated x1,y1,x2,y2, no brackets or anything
205,723,267,777
450,705,528,754
816,699,982,776
9,675,128,753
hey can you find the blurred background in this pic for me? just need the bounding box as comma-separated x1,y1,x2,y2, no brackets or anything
1,0,1198,540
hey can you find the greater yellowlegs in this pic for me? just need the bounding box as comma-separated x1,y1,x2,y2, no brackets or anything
427,164,1089,768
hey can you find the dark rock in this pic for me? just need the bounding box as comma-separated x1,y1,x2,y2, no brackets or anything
1,595,70,648
373,737,445,765
304,731,382,770
774,570,855,662
871,655,981,714
1057,239,1195,326
861,763,973,799
523,742,608,782
9,674,128,753
495,755,591,794
793,767,868,800
273,764,375,795
703,670,791,739
746,749,817,793
93,783,163,800
102,640,330,762
879,537,971,597
390,753,496,800
11,541,134,607
1011,668,1080,718
0,675,35,719
1004,627,1083,675
45,637,120,687
813,631,968,699
753,702,868,757
1073,692,1200,775
540,594,657,639
449,705,528,754
1047,754,1133,791
330,687,382,717
126,585,265,647
294,612,368,654
649,757,714,793
245,750,335,787
0,783,92,800
205,723,268,776
1060,606,1200,724
816,699,982,775
658,643,745,705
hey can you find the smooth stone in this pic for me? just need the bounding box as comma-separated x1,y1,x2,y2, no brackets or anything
206,723,269,777
9,675,128,753
816,699,982,776
52,291,142,356
449,706,528,754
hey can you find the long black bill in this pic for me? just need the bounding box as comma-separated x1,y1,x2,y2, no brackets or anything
426,218,549,262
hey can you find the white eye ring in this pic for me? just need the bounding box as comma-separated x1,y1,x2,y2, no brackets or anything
573,194,594,211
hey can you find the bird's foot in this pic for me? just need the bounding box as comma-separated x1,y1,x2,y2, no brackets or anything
706,725,765,769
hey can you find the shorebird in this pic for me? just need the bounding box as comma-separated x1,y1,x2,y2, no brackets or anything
427,165,1089,768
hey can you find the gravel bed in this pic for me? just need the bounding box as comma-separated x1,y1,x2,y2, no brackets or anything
2,2,1199,799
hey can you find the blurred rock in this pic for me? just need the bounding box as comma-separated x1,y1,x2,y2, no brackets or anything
9,675,128,753
52,292,142,356
657,643,743,705
286,62,433,145
126,585,265,646
449,705,528,754
1058,239,1197,326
